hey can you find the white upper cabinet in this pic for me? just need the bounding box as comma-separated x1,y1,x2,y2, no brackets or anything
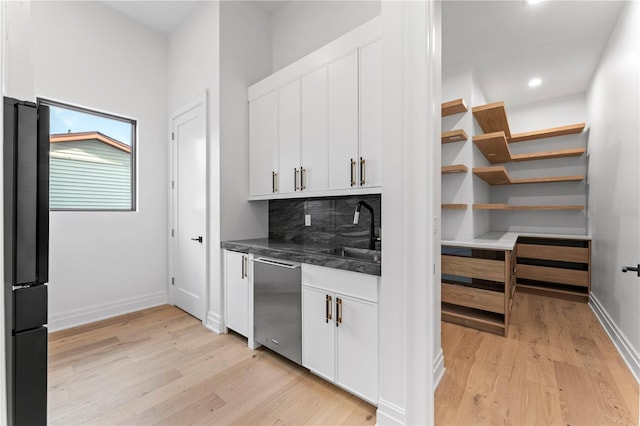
247,17,381,200
328,50,359,190
278,80,302,194
358,40,382,188
249,91,279,196
301,66,329,193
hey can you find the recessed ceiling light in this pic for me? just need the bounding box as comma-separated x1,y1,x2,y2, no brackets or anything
528,78,542,88
527,0,546,5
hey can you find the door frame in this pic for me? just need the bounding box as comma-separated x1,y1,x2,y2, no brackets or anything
168,92,209,322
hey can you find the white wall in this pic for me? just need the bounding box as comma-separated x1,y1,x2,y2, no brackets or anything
489,94,588,235
587,1,640,381
0,1,6,422
168,1,222,332
441,65,490,240
220,1,270,242
269,0,380,72
30,1,169,330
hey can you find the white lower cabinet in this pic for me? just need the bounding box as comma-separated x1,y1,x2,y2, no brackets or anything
224,250,249,337
301,264,379,405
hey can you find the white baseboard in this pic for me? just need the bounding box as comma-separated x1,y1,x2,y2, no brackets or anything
205,310,223,334
433,348,446,389
376,398,405,425
48,290,168,332
590,294,640,383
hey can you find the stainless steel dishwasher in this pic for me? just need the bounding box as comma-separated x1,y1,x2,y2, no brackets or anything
252,257,302,365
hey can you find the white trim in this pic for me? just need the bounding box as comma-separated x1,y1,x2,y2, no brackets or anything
0,2,7,424
433,348,446,389
248,17,380,101
205,310,224,334
376,399,406,426
589,294,640,383
248,186,381,201
48,290,168,332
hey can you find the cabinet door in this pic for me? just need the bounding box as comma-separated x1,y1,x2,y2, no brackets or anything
301,66,329,193
224,251,249,337
249,91,278,196
336,294,378,403
278,80,301,194
302,286,335,381
328,50,359,190
359,40,382,188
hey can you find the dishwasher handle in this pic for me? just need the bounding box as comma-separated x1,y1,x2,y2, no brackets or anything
252,257,301,269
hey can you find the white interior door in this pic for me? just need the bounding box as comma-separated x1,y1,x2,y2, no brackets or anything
171,95,207,320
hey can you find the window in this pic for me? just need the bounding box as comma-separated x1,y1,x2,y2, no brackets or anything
40,99,136,211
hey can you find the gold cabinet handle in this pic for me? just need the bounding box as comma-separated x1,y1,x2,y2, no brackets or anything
300,167,306,190
272,171,276,193
294,168,300,191
336,297,342,327
360,157,366,186
350,159,356,187
325,294,332,323
241,255,246,278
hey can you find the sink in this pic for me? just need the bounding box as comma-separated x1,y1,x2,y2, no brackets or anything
323,247,381,262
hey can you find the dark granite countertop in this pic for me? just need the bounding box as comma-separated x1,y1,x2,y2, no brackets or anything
221,238,381,276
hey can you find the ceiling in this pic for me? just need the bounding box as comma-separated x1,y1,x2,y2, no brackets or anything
101,1,200,33
101,0,625,108
101,1,288,34
442,1,626,107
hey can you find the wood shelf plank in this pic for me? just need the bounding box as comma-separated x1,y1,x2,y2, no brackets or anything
441,164,468,174
473,204,584,211
509,123,586,143
511,148,586,162
473,166,585,185
442,98,468,117
441,303,505,336
516,283,588,303
442,129,468,144
442,204,468,210
472,132,512,163
472,101,511,138
472,166,511,185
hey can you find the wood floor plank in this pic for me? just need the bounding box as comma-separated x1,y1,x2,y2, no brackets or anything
436,292,639,426
48,305,376,426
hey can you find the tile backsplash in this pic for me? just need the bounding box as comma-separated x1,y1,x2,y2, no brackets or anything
269,194,381,249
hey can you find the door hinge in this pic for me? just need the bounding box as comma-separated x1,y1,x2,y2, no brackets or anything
171,132,175,140
171,180,175,189
171,229,174,237
171,277,175,285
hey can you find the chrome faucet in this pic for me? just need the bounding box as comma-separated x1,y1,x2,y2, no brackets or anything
353,201,378,250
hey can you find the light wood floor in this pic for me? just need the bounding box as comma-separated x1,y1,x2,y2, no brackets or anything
48,305,376,425
436,292,639,426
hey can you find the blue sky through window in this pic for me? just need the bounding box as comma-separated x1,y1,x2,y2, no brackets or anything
49,105,133,146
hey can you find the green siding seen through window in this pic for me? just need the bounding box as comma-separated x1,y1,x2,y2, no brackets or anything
41,99,136,211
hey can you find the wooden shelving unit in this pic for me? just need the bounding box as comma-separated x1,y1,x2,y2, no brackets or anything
472,101,511,138
510,123,585,143
442,98,468,117
473,132,586,164
441,245,514,337
516,237,591,303
473,166,584,185
473,204,584,211
442,129,468,144
442,204,468,210
441,164,468,174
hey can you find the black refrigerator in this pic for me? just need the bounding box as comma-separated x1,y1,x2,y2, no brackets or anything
3,97,50,426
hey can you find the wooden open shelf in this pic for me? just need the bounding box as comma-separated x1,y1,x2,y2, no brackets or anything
441,164,468,174
516,283,588,303
510,123,586,143
442,99,468,117
441,303,505,335
442,204,468,210
473,132,586,164
472,101,511,138
442,129,468,144
473,204,584,211
473,166,584,185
